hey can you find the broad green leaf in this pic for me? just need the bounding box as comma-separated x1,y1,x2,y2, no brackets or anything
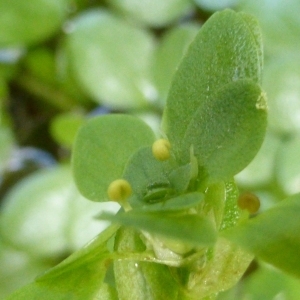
72,115,155,202
162,10,263,148
66,10,156,109
276,136,300,195
6,225,119,300
152,24,200,102
114,228,178,300
221,193,300,278
109,0,192,27
100,210,216,247
0,0,68,46
174,80,267,180
162,10,265,179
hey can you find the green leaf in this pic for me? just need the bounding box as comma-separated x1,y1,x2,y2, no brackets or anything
172,79,267,180
6,225,119,300
162,10,265,178
0,0,68,46
140,192,204,212
72,115,155,202
100,210,216,247
221,193,300,278
66,10,156,109
123,147,174,206
113,228,179,300
108,0,192,27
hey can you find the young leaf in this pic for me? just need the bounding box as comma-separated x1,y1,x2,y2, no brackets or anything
123,146,192,207
172,79,267,180
162,10,265,178
114,228,179,300
100,210,216,247
221,193,300,278
6,225,119,300
140,192,204,212
72,115,155,201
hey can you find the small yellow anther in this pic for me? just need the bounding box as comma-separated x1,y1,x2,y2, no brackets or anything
107,179,132,202
152,139,171,161
237,192,260,214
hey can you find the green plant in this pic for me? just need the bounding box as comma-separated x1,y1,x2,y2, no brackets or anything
3,8,300,300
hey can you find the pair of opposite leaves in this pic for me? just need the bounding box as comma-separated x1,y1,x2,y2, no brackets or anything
72,9,267,205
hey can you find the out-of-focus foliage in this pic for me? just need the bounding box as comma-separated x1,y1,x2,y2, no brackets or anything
1,0,300,299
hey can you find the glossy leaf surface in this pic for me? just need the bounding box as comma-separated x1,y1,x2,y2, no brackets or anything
72,115,155,201
222,193,300,278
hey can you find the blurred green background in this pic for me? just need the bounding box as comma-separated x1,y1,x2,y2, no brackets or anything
1,0,300,299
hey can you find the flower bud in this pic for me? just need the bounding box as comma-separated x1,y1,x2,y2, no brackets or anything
107,179,132,202
152,139,171,161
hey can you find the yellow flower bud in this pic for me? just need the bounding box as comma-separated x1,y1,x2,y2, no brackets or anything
107,179,132,202
152,139,171,161
238,192,260,214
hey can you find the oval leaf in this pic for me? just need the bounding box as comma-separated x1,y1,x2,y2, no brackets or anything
72,115,155,201
162,10,264,174
176,80,267,180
